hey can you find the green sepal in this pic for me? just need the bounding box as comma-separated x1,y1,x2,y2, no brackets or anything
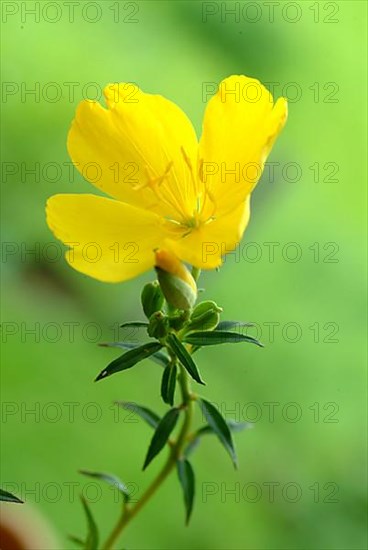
187,300,222,332
148,311,170,339
80,496,99,550
143,408,180,470
0,487,23,503
79,470,130,503
99,342,170,368
167,333,205,385
141,281,164,318
184,330,263,347
161,361,177,405
198,399,237,468
95,342,163,381
156,267,196,310
177,459,195,525
115,401,161,429
169,311,190,331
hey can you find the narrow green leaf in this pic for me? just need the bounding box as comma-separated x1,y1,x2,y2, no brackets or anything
79,470,130,503
216,321,254,331
197,419,252,436
227,419,253,432
143,408,180,470
95,342,163,381
185,420,252,457
177,459,195,525
120,321,149,328
0,488,23,503
161,362,177,406
80,497,99,550
198,399,237,468
184,330,263,348
167,333,205,385
99,341,170,368
115,401,161,429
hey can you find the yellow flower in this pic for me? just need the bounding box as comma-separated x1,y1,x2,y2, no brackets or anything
46,75,287,282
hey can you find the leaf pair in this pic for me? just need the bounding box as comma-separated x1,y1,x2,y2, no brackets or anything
71,470,131,549
176,401,246,524
176,400,246,524
97,321,262,385
114,401,247,525
116,402,177,471
99,332,206,387
124,401,195,524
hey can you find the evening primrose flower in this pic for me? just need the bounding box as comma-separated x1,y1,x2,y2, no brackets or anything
46,75,287,282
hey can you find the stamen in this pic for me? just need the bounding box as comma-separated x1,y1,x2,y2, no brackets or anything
164,217,182,226
181,146,198,196
126,149,216,234
130,164,181,221
198,158,204,183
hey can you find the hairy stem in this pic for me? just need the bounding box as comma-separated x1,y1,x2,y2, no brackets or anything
102,367,194,550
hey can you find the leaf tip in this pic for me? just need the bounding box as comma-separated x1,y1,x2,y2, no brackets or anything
94,370,108,382
142,453,152,471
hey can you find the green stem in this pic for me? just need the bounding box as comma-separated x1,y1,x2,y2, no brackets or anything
102,366,194,550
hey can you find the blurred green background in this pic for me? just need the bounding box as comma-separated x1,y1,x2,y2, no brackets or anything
1,1,367,549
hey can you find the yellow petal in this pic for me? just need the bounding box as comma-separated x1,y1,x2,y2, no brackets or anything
67,83,198,220
199,75,287,217
166,197,251,269
46,194,167,282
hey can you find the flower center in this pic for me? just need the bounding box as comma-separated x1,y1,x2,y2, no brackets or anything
164,148,216,232
131,149,216,235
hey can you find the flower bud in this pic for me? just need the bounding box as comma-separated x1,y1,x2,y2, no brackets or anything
187,300,222,332
155,249,197,311
141,281,164,319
